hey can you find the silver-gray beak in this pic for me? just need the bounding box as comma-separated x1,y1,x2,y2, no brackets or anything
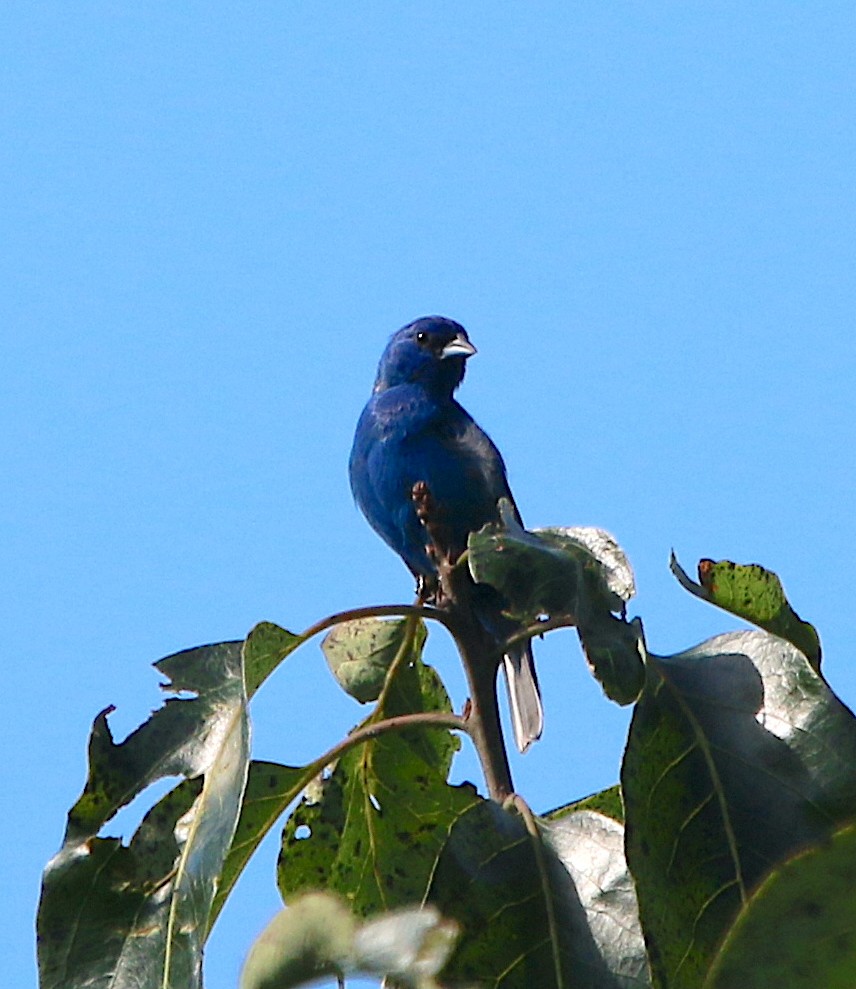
441,333,477,359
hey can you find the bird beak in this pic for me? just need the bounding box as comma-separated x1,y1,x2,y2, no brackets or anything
441,334,477,359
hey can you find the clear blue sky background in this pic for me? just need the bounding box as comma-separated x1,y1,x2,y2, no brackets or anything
4,5,855,988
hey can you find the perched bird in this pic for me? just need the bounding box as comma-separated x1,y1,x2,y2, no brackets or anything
349,315,543,752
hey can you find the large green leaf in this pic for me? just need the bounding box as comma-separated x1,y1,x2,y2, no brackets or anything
38,641,250,989
278,625,479,915
622,630,856,989
427,799,650,988
704,819,856,989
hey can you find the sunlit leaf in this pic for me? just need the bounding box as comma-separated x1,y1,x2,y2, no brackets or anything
322,617,427,703
622,630,856,989
38,641,250,989
428,799,650,988
240,892,459,989
670,555,821,671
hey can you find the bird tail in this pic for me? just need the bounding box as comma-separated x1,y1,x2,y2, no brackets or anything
502,642,543,754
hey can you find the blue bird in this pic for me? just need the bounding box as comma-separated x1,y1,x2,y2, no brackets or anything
349,316,543,752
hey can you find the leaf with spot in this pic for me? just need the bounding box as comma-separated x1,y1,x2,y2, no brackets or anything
244,620,305,698
622,630,856,989
322,616,427,703
37,641,250,989
209,761,309,932
427,798,650,988
670,555,821,671
278,626,479,916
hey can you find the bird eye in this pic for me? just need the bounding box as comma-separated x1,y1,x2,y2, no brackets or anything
415,331,428,345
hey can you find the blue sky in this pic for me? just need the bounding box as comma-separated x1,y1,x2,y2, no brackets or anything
4,5,855,987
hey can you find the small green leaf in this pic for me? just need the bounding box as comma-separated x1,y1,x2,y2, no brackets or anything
244,621,305,698
322,617,427,703
670,555,821,671
705,820,856,989
468,500,634,623
240,892,355,989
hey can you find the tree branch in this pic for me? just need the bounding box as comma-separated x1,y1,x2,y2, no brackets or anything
299,602,460,642
307,710,470,776
411,479,515,801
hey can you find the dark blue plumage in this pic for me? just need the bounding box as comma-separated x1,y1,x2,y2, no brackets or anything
349,316,543,752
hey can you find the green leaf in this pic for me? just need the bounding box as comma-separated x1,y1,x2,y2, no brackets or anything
209,761,309,932
240,892,459,989
622,630,856,989
278,629,478,916
244,621,305,698
38,641,250,989
468,502,643,701
704,819,856,989
546,784,625,825
322,617,427,703
468,500,634,622
577,613,646,706
427,800,650,988
240,892,355,989
670,555,821,671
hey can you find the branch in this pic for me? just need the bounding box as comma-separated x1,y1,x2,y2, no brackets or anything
503,613,579,650
307,710,470,776
411,481,515,800
299,603,460,642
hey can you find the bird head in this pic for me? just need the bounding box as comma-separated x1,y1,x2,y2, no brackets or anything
374,316,477,395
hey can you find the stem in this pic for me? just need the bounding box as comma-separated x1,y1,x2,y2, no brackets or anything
503,613,578,650
439,561,514,802
458,621,514,801
309,710,469,774
300,603,459,642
